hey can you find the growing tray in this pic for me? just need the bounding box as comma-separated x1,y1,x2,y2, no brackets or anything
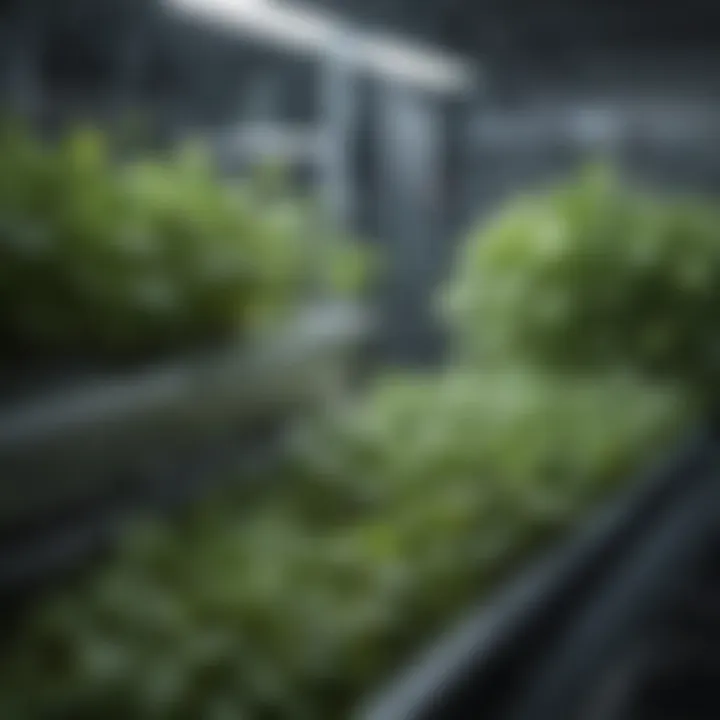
0,302,371,597
509,447,720,720
356,426,720,720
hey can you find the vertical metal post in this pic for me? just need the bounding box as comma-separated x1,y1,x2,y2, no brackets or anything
111,3,153,138
376,80,443,363
2,0,45,120
310,24,359,299
319,25,358,231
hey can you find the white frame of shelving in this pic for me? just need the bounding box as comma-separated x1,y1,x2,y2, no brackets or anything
166,0,474,94
165,0,476,227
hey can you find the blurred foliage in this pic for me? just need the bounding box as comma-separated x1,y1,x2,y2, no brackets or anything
0,160,709,718
442,164,720,400
0,120,370,360
0,371,688,719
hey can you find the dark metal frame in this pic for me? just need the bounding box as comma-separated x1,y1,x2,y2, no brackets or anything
0,303,370,600
357,427,720,720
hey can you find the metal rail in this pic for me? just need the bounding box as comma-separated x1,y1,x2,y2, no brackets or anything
357,428,719,720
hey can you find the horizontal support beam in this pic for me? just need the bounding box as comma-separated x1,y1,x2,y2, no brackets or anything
0,302,372,530
165,0,475,93
213,122,323,160
471,101,720,149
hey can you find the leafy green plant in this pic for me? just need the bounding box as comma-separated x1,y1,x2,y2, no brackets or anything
0,371,688,719
0,121,369,359
0,158,708,720
441,164,720,399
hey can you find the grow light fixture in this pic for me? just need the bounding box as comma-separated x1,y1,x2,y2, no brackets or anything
166,0,474,93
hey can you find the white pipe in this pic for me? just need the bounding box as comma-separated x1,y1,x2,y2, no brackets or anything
165,0,474,93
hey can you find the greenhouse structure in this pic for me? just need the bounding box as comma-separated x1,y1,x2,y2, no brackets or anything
2,1,720,719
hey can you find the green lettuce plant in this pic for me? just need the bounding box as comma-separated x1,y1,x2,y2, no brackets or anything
442,165,720,399
0,121,368,359
0,371,687,719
